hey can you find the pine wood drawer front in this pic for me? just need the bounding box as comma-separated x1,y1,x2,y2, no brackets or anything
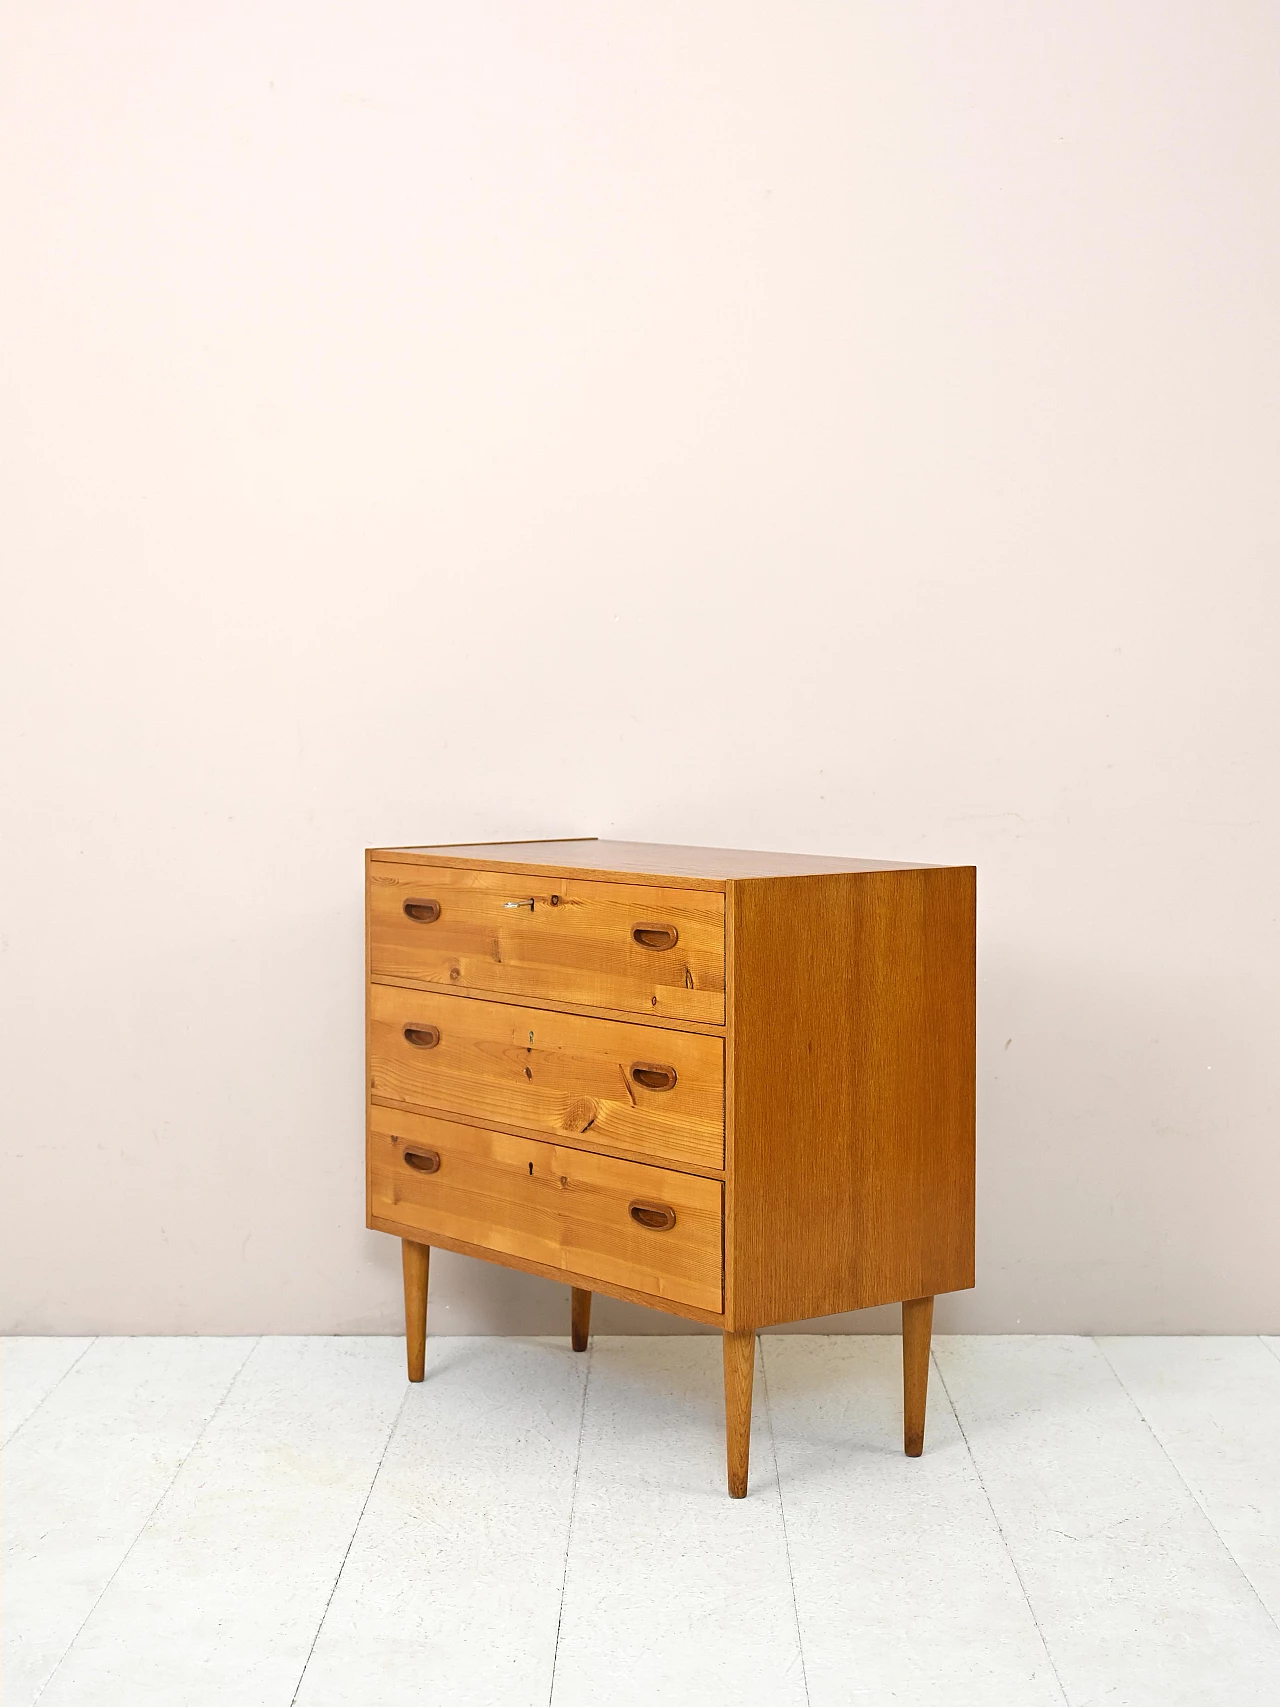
369,984,724,1170
368,862,725,1023
369,1108,724,1313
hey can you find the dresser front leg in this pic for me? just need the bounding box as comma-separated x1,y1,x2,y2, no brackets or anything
723,1328,756,1498
402,1239,430,1382
571,1287,592,1352
902,1295,934,1456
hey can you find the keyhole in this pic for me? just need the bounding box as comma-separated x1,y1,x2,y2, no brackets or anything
528,1161,533,1176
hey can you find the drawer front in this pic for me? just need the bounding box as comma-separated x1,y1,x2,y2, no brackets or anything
369,1107,723,1313
369,985,724,1171
368,862,725,1023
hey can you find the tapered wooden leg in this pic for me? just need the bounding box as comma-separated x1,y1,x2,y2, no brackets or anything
903,1295,934,1456
402,1239,430,1382
571,1287,592,1352
723,1328,756,1498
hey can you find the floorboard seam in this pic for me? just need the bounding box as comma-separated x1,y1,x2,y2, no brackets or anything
2,1338,97,1451
1093,1336,1280,1638
932,1350,1072,1707
760,1338,812,1707
547,1340,591,1707
288,1377,413,1706
30,1335,260,1706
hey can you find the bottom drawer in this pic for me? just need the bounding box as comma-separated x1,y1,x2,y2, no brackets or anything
369,1106,723,1314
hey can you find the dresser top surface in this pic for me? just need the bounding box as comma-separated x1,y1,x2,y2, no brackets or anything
370,838,943,885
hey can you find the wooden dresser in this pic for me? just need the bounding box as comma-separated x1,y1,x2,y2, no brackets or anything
366,839,975,1496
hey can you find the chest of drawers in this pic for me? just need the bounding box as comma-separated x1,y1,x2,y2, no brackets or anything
366,838,975,1496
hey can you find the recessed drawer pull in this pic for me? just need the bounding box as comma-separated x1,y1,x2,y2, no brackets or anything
629,1201,677,1232
403,898,441,923
403,1148,441,1173
403,1024,441,1049
632,923,678,951
630,1062,678,1092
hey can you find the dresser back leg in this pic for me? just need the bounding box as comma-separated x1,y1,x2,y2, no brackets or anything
402,1239,430,1382
571,1287,592,1352
723,1328,756,1498
902,1295,934,1456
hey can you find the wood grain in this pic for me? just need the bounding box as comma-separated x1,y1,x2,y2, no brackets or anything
402,1239,429,1382
372,1098,725,1181
571,1287,591,1352
369,1106,724,1313
726,866,976,1329
370,975,727,1038
369,861,725,1022
375,839,935,885
369,983,724,1170
370,1211,727,1327
902,1294,934,1456
723,1329,755,1498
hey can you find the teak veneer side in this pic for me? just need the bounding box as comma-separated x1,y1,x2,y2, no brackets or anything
724,866,976,1330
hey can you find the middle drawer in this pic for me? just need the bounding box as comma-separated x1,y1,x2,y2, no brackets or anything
368,984,725,1171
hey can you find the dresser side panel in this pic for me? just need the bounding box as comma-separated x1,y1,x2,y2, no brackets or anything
727,867,976,1329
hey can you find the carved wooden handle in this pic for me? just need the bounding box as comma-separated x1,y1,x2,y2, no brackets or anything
629,1201,677,1231
632,923,678,951
403,898,441,923
630,1062,678,1092
403,1149,441,1173
403,1024,440,1049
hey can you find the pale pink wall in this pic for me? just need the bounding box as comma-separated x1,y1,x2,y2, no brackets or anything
2,2,1277,1332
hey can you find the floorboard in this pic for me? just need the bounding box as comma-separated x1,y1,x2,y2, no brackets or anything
549,1337,805,1707
1098,1336,1280,1629
1,1337,95,1447
934,1335,1280,1706
295,1337,586,1707
2,1337,252,1707
34,1338,406,1707
7,1334,1280,1707
764,1335,1065,1705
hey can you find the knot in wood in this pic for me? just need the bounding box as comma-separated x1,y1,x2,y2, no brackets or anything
565,1098,597,1133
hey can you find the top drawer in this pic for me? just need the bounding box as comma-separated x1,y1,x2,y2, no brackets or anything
368,863,725,1023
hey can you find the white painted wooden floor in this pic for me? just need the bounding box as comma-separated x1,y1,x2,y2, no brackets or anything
5,1336,1280,1706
